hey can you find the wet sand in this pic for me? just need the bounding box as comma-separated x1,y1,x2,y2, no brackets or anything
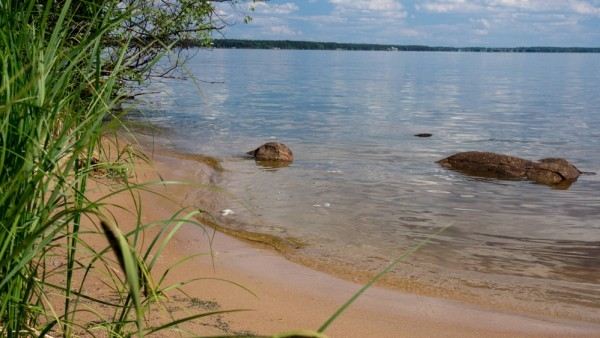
85,137,600,337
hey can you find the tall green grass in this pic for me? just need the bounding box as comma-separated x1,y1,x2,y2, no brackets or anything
1,0,129,335
0,1,242,336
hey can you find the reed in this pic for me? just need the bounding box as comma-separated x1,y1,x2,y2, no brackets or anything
0,1,242,336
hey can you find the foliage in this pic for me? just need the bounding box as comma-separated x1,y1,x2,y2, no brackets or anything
18,0,253,80
106,0,262,80
109,0,223,80
0,0,247,336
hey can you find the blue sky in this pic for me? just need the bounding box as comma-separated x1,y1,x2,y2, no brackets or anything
215,0,600,47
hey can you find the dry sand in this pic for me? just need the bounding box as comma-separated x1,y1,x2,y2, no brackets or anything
83,137,600,337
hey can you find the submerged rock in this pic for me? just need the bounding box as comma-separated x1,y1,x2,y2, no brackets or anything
247,142,294,162
437,151,581,187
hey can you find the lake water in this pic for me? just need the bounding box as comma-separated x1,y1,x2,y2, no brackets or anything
129,49,600,321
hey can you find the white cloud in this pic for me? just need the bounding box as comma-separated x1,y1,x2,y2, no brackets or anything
250,2,299,15
419,0,484,13
419,0,600,16
471,18,491,35
213,1,300,36
214,1,299,22
417,0,600,41
330,0,407,18
570,0,600,15
269,24,301,36
330,0,404,11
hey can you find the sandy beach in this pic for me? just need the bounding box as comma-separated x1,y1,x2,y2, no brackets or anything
76,135,600,337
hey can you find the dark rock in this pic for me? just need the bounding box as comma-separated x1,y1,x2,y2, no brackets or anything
438,151,580,187
414,133,433,138
437,152,531,179
528,158,581,185
247,142,293,162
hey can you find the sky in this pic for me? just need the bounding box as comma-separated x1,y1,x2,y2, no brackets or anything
214,0,600,47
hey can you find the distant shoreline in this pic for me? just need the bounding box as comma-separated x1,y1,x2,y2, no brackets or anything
179,38,600,53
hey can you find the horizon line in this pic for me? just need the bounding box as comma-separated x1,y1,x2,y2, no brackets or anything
209,38,600,50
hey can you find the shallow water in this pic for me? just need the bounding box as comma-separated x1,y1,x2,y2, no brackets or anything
128,49,600,320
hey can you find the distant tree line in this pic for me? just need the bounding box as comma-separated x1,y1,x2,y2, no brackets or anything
177,39,600,53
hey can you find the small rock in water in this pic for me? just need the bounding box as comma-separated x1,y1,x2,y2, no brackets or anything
247,142,294,162
220,209,234,216
414,133,433,138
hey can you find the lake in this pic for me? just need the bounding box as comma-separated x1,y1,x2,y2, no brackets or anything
128,49,600,321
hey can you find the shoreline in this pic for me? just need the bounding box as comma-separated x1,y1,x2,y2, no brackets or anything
108,134,600,336
138,133,600,324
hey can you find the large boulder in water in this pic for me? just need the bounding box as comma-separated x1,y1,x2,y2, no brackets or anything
247,142,294,162
437,151,580,187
